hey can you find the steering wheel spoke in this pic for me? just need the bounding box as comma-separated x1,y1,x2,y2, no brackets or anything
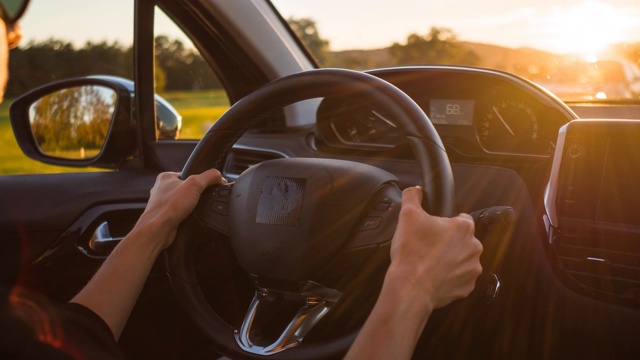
235,280,342,355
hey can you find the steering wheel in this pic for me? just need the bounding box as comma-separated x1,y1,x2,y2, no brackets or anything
166,68,455,359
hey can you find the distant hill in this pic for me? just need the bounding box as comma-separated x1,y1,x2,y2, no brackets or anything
325,48,391,69
326,42,572,81
459,42,562,78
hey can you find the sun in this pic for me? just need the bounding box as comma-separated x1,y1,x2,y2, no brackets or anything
534,1,635,57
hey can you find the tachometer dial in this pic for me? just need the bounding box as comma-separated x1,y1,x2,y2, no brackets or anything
477,98,552,155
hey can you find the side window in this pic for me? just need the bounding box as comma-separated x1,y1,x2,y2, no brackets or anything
154,7,230,140
2,1,134,174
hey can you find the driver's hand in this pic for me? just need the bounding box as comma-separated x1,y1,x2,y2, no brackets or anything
137,169,226,249
387,186,483,309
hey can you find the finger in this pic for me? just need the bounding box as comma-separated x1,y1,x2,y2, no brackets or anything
6,23,23,49
184,168,225,190
457,213,473,221
156,172,181,189
401,186,424,209
158,171,180,179
200,168,226,185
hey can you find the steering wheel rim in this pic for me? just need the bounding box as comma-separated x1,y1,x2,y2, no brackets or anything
166,68,456,359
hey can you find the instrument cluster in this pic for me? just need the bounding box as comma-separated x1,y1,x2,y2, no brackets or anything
316,67,576,159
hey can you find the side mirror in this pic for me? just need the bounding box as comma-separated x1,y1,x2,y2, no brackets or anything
156,95,182,140
10,76,137,169
29,85,117,160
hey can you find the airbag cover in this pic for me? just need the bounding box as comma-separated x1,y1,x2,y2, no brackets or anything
229,158,398,282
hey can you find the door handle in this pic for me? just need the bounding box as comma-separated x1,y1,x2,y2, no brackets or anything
89,221,124,254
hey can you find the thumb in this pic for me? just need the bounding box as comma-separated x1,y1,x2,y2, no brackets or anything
401,186,424,209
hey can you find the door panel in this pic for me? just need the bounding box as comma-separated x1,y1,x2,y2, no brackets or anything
0,171,158,298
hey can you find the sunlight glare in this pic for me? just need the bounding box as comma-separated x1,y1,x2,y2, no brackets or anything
535,1,635,56
584,54,598,63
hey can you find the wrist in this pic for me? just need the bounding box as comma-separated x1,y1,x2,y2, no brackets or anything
346,268,434,360
126,213,175,253
378,266,435,330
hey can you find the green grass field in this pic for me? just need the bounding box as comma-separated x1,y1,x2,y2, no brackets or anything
160,90,230,139
0,89,229,175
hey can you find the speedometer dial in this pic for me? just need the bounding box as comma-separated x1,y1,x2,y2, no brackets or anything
329,108,403,148
477,98,553,155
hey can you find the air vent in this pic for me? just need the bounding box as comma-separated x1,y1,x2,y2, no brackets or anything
223,148,285,180
555,233,640,300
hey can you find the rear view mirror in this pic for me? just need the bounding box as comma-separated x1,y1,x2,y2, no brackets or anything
29,85,117,160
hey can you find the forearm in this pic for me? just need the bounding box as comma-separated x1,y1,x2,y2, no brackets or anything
344,268,434,360
70,217,169,340
69,170,223,341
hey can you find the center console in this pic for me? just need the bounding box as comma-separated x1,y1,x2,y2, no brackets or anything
545,119,640,306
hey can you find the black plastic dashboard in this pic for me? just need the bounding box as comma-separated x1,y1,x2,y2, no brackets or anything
233,66,640,311
316,66,577,160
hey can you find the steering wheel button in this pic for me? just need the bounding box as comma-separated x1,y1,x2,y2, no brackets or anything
211,201,229,216
360,216,382,230
218,189,232,197
375,202,391,211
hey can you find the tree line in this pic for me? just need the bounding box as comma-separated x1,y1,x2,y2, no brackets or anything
31,86,114,155
288,17,640,82
288,18,480,69
8,18,640,99
7,36,221,99
6,19,482,99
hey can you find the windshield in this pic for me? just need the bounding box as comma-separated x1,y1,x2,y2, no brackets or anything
271,0,640,103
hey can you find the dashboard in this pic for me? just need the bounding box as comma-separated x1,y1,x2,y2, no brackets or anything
316,66,577,159
313,66,640,309
313,66,640,306
545,120,640,305
225,65,640,352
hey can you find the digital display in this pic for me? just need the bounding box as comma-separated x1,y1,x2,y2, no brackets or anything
429,99,474,125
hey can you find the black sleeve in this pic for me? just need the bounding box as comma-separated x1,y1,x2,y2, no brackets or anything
0,299,124,360
1,303,73,360
57,302,124,360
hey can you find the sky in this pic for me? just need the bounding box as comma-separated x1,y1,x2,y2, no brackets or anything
19,0,187,47
272,0,640,55
18,0,640,56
